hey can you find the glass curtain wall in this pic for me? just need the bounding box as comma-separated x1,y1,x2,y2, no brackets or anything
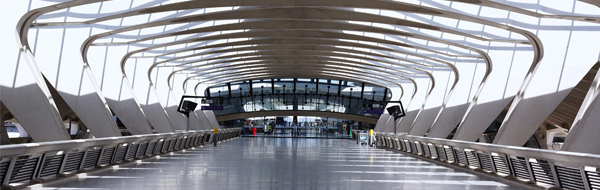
204,78,392,118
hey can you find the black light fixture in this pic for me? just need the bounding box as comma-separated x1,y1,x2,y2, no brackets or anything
386,102,406,134
180,100,198,132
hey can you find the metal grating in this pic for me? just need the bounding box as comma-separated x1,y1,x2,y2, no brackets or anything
455,149,468,166
125,144,139,161
465,151,480,168
153,141,163,155
168,139,176,152
173,138,183,150
444,147,455,163
161,140,170,153
39,154,63,177
205,134,211,142
83,149,101,169
99,147,115,166
145,142,156,156
422,143,430,157
62,151,84,173
436,146,446,161
136,143,148,158
415,142,423,155
189,136,196,146
478,152,494,172
556,165,586,190
492,155,510,175
586,170,600,190
10,157,39,183
530,160,555,186
0,161,10,184
113,145,128,163
180,138,187,149
409,142,417,154
428,144,438,159
398,140,405,151
510,157,531,181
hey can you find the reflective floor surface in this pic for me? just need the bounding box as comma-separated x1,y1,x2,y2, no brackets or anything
44,138,520,190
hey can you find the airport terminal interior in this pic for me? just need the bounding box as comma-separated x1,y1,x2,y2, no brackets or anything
1,0,600,189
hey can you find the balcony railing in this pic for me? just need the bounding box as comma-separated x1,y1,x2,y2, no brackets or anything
0,128,242,189
367,132,600,190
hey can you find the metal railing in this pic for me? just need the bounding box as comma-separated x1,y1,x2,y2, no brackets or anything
368,132,600,190
0,128,242,189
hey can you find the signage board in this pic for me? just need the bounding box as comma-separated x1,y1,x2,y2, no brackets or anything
201,106,224,111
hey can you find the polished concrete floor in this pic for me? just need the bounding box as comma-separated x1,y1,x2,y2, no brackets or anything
44,138,520,190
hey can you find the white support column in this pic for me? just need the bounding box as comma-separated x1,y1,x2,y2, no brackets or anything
195,110,213,130
562,61,600,154
140,101,175,133
373,113,390,132
104,76,152,135
0,1,71,142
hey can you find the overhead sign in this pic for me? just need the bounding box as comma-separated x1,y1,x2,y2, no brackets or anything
201,106,224,111
201,99,220,104
362,109,384,114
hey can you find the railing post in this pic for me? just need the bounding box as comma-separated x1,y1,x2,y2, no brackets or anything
488,153,497,173
2,156,17,186
32,153,46,180
96,148,106,168
78,149,89,171
473,150,482,169
524,158,536,182
504,154,516,178
579,165,592,190
548,161,561,188
57,151,70,175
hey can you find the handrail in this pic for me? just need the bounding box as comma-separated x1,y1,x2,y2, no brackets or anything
370,131,600,189
0,128,242,189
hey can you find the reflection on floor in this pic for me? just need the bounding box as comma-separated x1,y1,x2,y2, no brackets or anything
44,138,519,190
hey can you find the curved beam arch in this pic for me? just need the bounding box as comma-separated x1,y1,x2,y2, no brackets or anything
163,53,436,92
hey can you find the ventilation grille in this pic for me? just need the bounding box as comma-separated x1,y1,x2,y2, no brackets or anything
465,151,479,168
136,143,148,158
556,165,586,190
530,161,555,186
586,170,600,190
455,149,467,166
426,144,436,158
478,153,494,172
436,146,446,161
422,143,430,157
10,157,38,183
62,151,84,173
444,147,455,163
99,147,115,166
83,149,101,169
125,144,139,161
154,141,164,154
492,155,509,175
40,154,63,177
0,161,10,184
113,145,128,163
510,157,531,181
415,142,423,155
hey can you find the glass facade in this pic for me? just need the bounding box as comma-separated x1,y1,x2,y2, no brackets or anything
204,78,391,118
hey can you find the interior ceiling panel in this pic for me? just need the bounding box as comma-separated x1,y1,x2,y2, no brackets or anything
18,0,599,97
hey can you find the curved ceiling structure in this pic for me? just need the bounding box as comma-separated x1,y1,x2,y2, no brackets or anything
2,0,600,153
